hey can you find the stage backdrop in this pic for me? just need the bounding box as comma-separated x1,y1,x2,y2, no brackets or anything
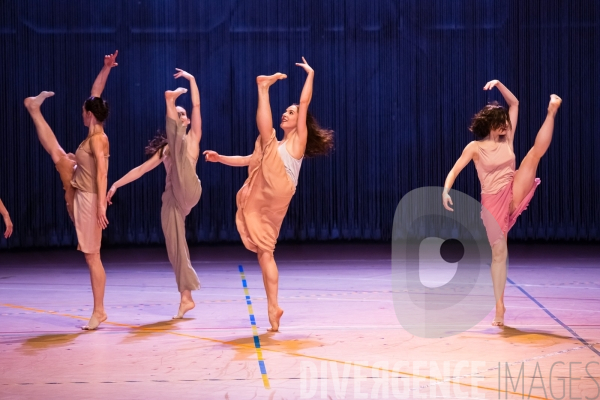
0,0,598,248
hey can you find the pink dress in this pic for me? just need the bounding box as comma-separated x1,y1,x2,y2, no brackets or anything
474,141,540,246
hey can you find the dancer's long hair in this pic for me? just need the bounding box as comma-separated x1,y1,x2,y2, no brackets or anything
469,101,512,141
293,104,334,157
145,130,168,158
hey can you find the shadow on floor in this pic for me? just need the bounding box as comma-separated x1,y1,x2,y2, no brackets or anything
120,319,187,343
222,332,323,361
471,326,577,347
19,333,84,354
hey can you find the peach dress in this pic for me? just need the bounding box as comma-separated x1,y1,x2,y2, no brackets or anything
236,129,296,253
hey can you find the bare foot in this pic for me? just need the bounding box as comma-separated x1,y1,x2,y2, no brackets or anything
548,94,562,114
82,311,107,330
24,91,55,110
492,304,505,327
165,87,188,102
173,300,195,319
256,73,287,88
267,307,284,332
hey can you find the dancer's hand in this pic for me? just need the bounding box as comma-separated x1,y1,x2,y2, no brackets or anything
295,57,314,75
442,191,454,212
203,150,220,162
104,50,119,68
174,68,194,81
106,185,117,205
2,214,13,238
97,205,109,229
483,80,500,90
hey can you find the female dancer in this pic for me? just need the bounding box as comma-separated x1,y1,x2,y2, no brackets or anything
204,58,333,331
106,69,202,319
0,198,13,238
24,51,117,330
442,80,561,326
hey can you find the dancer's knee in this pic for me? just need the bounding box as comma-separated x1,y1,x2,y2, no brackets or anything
491,241,508,264
84,252,101,266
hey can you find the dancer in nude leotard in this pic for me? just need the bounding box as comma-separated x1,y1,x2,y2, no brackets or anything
442,79,561,326
107,69,202,319
24,51,117,330
0,198,13,238
204,58,333,331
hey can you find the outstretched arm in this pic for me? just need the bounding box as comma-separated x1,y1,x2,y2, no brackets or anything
91,50,119,98
203,150,251,167
442,142,477,211
174,69,202,145
293,57,314,157
483,80,518,143
90,134,110,229
107,151,164,205
0,198,13,238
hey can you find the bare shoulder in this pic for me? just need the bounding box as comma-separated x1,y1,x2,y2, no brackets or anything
90,133,109,146
464,140,479,153
89,133,109,153
463,141,479,160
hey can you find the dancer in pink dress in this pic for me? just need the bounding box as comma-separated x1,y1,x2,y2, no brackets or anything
442,80,561,326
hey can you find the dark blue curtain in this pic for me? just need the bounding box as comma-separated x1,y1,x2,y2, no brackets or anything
0,0,598,249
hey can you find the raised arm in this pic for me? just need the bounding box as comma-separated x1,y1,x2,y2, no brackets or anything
107,151,164,205
442,142,477,211
293,57,314,156
483,80,518,143
0,198,13,238
203,150,251,167
91,50,119,98
90,134,110,229
174,69,201,145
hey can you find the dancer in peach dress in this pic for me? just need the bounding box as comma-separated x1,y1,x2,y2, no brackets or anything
204,58,333,331
442,80,561,326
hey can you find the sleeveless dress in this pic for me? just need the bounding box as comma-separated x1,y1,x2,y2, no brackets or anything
160,117,202,292
474,141,540,246
236,130,297,254
70,136,109,254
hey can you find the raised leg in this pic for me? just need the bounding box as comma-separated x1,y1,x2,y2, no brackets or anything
490,239,508,326
24,92,66,164
165,88,187,122
512,95,562,206
257,250,284,332
82,253,107,330
256,73,287,145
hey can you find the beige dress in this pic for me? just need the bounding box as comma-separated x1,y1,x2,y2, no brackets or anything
160,117,202,292
70,136,109,254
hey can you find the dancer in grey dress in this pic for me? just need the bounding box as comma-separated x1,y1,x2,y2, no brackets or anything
107,68,202,319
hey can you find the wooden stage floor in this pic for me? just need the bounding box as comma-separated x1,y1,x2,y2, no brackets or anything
1,242,599,399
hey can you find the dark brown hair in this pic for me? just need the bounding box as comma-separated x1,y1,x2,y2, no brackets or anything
145,130,168,158
469,101,512,140
292,104,334,157
84,96,109,123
